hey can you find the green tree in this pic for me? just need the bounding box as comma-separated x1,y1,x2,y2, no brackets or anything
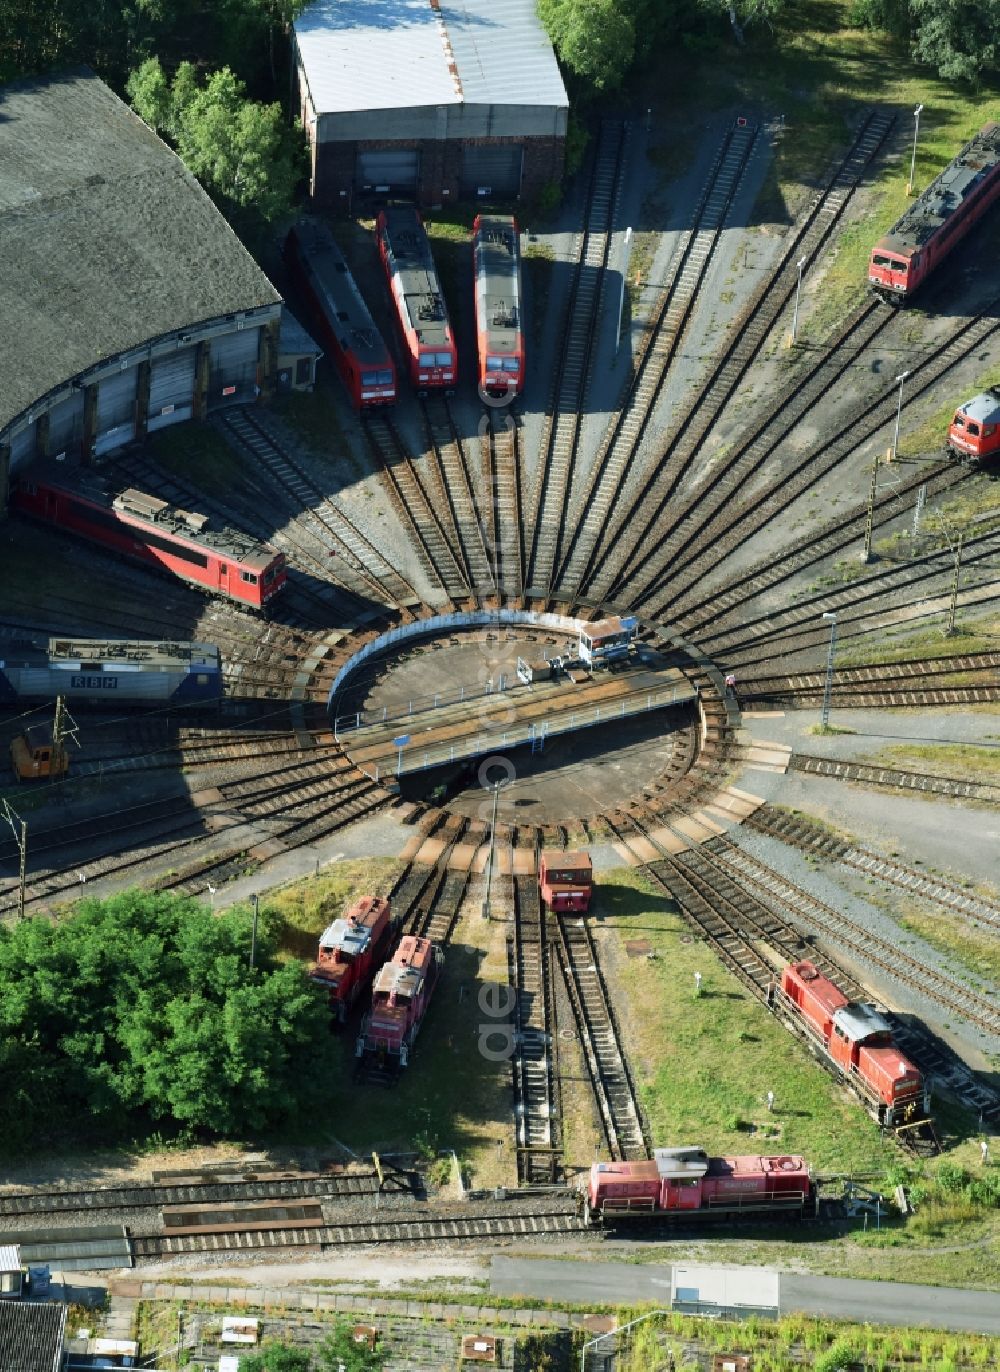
315,1321,387,1371
127,58,304,235
241,1346,313,1372
537,0,636,91
697,0,788,45
909,0,1000,80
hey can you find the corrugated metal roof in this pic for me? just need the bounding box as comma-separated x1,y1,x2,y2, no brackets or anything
295,0,567,115
0,1301,66,1372
0,1243,21,1270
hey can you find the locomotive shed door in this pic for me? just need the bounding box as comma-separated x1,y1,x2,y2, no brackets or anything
45,390,85,458
95,367,138,456
208,328,260,409
460,145,523,201
148,348,197,431
356,149,420,194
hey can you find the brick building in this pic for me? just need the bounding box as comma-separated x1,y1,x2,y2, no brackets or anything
293,0,569,209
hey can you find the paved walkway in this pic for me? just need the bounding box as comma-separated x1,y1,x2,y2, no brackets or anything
490,1257,1000,1335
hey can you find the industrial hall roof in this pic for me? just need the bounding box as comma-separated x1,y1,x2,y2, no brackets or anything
0,1301,66,1372
295,0,568,115
0,69,281,438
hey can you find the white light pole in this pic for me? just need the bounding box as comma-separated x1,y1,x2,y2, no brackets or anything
907,104,924,195
580,1309,671,1372
790,254,807,344
615,225,633,357
891,370,910,462
820,612,838,731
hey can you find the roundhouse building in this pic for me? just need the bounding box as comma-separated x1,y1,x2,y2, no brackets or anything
0,69,282,513
293,0,569,208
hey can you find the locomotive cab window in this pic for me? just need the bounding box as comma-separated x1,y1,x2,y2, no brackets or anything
435,352,452,367
953,414,966,428
487,356,504,370
503,359,520,373
967,422,981,436
419,352,436,367
196,674,209,685
241,570,259,585
362,372,379,386
378,369,393,385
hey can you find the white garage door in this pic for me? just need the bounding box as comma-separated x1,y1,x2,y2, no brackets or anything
95,367,138,456
208,328,260,409
356,149,420,193
148,348,197,431
46,391,85,456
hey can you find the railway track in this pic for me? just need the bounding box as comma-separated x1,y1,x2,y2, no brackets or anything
509,868,562,1184
217,407,420,611
648,312,1000,622
422,398,494,596
738,650,1000,702
555,118,759,601
483,411,525,601
745,808,1000,934
553,911,648,1162
130,1203,585,1257
526,118,628,596
0,1170,388,1219
362,412,470,602
587,108,897,605
788,753,1000,805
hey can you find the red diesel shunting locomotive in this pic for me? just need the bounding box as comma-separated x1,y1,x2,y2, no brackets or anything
584,1146,813,1224
310,896,395,1024
473,214,525,399
947,388,1000,466
777,961,928,1128
285,220,396,410
868,122,1000,301
376,206,457,394
356,933,443,1069
539,850,593,913
11,462,285,611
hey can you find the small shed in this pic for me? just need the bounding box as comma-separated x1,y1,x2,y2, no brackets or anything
277,308,323,393
221,1316,260,1344
0,1243,24,1299
671,1265,779,1320
461,1333,498,1362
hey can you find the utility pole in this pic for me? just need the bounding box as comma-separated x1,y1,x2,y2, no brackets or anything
907,103,924,195
51,694,80,776
615,226,633,356
862,450,880,563
482,780,504,921
912,482,926,539
820,612,838,731
2,800,27,922
790,254,807,345
946,534,964,636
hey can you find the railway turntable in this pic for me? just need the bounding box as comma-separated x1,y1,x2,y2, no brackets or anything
338,652,696,784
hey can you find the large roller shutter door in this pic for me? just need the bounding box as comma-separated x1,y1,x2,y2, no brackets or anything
208,328,260,409
46,391,85,456
95,367,138,456
356,149,420,193
460,145,523,200
148,349,197,431
9,420,36,470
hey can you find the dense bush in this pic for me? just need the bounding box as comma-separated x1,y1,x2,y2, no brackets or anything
0,890,328,1153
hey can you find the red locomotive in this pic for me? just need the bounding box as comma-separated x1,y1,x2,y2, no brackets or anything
310,896,395,1024
584,1146,813,1225
473,214,524,399
539,850,592,913
947,388,1000,466
868,122,1000,301
776,961,928,1128
10,462,285,611
376,207,457,394
356,933,443,1069
285,220,396,410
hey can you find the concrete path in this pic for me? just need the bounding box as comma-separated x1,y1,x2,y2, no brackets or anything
490,1256,1000,1334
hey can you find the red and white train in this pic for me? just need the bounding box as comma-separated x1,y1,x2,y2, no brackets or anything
947,388,1000,466
775,961,928,1129
473,214,525,399
285,220,396,410
539,850,593,913
356,933,443,1068
10,462,286,611
584,1146,813,1224
310,896,396,1024
376,207,457,394
868,122,1000,301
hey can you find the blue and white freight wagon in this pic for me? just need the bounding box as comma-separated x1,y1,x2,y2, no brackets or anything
0,637,222,708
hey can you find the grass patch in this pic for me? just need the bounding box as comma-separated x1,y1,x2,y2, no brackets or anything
522,240,555,354
593,870,890,1172
146,421,244,501
264,858,403,961
272,385,358,476
835,609,1000,665
868,741,1000,785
